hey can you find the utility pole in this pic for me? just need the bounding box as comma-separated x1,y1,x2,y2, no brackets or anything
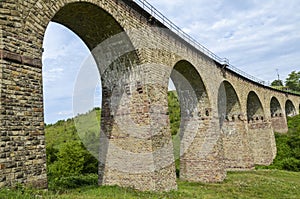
275,68,282,87
276,68,280,81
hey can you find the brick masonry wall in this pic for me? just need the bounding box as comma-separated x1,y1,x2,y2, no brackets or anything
1,0,300,192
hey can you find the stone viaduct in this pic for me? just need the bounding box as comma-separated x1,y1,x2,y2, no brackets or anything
1,0,300,192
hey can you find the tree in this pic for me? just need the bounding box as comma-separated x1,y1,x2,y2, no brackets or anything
285,71,300,92
271,79,283,87
48,140,96,177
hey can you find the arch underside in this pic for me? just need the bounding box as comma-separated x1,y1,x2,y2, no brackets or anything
270,97,288,133
52,2,124,50
171,60,226,182
286,100,296,117
247,91,264,121
219,81,254,170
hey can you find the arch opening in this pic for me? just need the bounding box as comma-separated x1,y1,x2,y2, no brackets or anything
218,81,242,123
170,60,210,133
285,100,296,117
42,1,126,187
247,91,276,165
270,97,288,133
270,97,282,118
169,60,212,180
247,91,264,122
218,81,254,169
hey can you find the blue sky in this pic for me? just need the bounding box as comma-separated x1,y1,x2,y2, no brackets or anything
42,0,300,124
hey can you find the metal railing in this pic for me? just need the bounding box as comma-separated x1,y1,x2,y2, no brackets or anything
133,0,267,86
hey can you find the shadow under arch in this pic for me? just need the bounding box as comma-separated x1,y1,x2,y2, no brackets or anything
52,2,125,50
218,81,242,123
285,100,296,117
270,97,287,133
246,91,276,165
218,81,254,170
170,60,226,182
247,91,265,121
271,97,283,117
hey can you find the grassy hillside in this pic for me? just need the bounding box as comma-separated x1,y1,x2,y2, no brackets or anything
1,170,300,198
45,108,101,149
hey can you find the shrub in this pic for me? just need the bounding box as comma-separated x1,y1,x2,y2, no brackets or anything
262,115,300,172
280,158,300,172
47,140,98,178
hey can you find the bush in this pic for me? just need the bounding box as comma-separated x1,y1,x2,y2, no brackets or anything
280,158,300,172
47,140,98,178
262,115,300,172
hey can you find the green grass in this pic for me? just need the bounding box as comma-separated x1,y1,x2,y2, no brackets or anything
1,170,300,199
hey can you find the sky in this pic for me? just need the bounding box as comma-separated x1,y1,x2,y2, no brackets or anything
42,0,300,124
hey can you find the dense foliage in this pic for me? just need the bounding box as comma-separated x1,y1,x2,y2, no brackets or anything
168,91,181,136
285,71,300,92
260,115,300,171
270,79,283,87
45,108,101,189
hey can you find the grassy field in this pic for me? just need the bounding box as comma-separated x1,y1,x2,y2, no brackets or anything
1,170,300,199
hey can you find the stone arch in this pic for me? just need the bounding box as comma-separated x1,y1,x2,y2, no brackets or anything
247,91,276,165
218,81,241,122
170,60,210,145
218,81,253,170
0,0,180,191
270,97,282,117
285,100,296,117
247,91,264,122
170,60,225,183
41,2,146,190
270,97,288,133
171,60,210,119
20,0,137,60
